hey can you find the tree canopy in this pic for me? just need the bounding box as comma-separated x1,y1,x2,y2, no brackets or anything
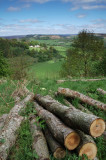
61,29,104,77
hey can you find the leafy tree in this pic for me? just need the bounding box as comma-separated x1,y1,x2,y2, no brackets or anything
61,29,104,77
0,51,10,77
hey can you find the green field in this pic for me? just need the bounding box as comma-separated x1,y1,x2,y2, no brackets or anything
29,60,64,79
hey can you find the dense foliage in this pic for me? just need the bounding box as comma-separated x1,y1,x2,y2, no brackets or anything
0,38,61,63
0,51,10,77
61,30,105,77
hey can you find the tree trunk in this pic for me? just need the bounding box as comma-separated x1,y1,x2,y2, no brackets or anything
34,94,105,137
64,99,93,114
0,94,33,160
44,127,66,159
56,78,106,84
0,115,24,160
34,101,80,150
97,88,106,95
57,87,106,111
76,130,97,160
4,93,33,125
29,115,50,160
0,114,8,131
64,99,106,140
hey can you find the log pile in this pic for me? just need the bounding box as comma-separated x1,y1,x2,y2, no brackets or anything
33,88,105,160
0,86,105,160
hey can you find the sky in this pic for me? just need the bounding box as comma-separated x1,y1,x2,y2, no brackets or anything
0,0,106,36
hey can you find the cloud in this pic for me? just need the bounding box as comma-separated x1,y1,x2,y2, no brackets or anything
63,0,105,3
82,5,106,9
19,19,42,23
0,21,106,36
62,0,106,10
77,14,86,18
21,0,52,3
23,4,31,8
7,7,21,12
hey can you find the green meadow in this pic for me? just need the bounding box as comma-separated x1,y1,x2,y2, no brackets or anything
29,60,64,79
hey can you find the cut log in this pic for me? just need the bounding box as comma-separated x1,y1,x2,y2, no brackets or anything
34,101,80,150
44,127,66,159
0,114,8,131
0,115,24,160
64,99,93,114
70,78,106,82
34,94,105,137
0,94,33,160
58,87,106,111
76,130,97,160
29,115,50,160
57,78,106,83
4,93,34,125
97,88,106,95
64,99,106,140
57,80,67,84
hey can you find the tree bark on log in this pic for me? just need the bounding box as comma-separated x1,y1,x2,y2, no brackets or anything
4,93,34,125
0,115,24,160
34,101,80,150
29,115,50,160
57,88,106,111
64,99,93,114
34,94,105,137
0,114,8,131
97,88,106,95
44,127,66,159
0,94,33,160
57,78,106,83
64,99,106,140
76,130,97,160
69,78,106,82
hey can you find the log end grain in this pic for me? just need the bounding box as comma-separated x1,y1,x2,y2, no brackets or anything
90,118,105,137
53,147,66,159
64,132,80,150
79,142,97,160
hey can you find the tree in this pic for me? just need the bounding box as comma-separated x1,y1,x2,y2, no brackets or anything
61,29,104,77
0,50,10,77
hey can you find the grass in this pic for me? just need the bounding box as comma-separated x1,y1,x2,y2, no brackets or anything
29,60,63,79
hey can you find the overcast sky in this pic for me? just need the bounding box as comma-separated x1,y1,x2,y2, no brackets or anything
0,0,106,36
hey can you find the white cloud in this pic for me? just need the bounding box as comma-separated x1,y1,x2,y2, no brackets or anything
62,0,105,3
82,5,106,9
7,7,21,11
0,21,106,36
77,14,86,18
21,0,52,3
19,19,42,23
62,0,106,10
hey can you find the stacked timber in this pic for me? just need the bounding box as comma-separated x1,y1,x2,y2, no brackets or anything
0,86,105,160
34,92,106,160
33,101,80,151
34,94,105,137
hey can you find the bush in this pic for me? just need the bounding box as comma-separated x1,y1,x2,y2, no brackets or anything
0,51,10,77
